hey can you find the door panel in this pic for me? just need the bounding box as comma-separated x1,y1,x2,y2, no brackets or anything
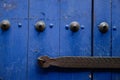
93,0,111,80
1,0,120,80
0,0,28,80
28,0,59,80
60,0,91,80
112,0,120,79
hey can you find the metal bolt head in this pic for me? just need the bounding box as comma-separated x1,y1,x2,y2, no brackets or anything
18,23,22,27
113,26,117,30
49,23,53,28
35,21,46,32
0,20,10,30
81,25,85,29
70,21,80,32
99,22,109,33
65,25,69,30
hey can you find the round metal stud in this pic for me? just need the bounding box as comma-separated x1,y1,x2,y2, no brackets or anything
18,23,22,27
70,21,80,32
49,23,53,28
113,26,117,31
65,25,69,30
35,21,46,32
0,20,10,30
99,22,109,33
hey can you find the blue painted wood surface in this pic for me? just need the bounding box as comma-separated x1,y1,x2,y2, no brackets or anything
0,0,120,80
28,0,59,80
0,0,28,80
112,0,120,79
60,0,91,80
93,0,111,80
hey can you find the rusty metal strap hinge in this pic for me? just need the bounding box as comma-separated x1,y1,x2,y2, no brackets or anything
37,56,120,69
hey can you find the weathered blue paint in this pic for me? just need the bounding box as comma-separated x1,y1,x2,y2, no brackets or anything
93,0,111,80
28,0,59,80
60,0,91,80
112,0,120,80
0,0,28,80
0,0,120,80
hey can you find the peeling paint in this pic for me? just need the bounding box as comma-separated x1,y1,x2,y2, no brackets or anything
2,2,16,11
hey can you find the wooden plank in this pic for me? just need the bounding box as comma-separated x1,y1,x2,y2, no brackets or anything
28,0,60,80
60,0,92,80
93,0,111,80
0,0,28,80
112,0,120,80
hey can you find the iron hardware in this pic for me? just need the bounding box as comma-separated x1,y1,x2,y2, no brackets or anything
35,21,46,32
0,20,10,30
38,56,120,69
70,21,80,32
99,22,109,33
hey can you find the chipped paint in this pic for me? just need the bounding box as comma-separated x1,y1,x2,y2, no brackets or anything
2,2,16,11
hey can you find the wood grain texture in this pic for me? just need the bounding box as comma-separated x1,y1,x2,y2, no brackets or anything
28,0,59,80
112,0,120,79
60,0,92,80
93,0,112,80
0,0,120,80
0,0,28,80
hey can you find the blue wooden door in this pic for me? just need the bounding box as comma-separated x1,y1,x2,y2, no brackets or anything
59,0,92,80
0,0,28,80
0,0,120,80
112,0,120,79
28,0,92,80
93,0,120,80
28,0,60,80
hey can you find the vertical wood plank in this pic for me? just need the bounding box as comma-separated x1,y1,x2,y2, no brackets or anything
0,0,28,80
60,0,91,80
93,0,111,80
28,0,60,80
112,0,120,80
